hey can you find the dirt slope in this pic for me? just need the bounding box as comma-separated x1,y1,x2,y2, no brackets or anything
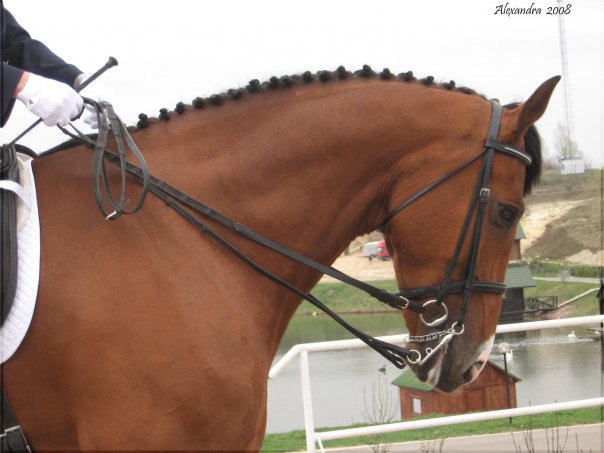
325,169,602,280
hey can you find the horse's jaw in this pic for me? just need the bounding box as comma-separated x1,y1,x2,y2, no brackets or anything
406,335,494,392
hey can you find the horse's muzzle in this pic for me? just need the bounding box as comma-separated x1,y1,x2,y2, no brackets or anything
405,335,494,392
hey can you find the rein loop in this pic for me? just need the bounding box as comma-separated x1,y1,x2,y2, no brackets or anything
59,99,151,220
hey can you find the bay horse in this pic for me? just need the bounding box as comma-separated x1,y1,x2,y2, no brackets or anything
2,66,558,450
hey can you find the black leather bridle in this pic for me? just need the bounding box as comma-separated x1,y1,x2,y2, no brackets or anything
382,102,532,328
370,101,533,364
57,100,531,369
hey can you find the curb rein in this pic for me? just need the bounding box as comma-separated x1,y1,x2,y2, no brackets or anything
60,100,531,369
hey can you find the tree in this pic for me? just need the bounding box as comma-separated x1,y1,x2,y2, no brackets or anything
553,122,582,161
362,369,398,453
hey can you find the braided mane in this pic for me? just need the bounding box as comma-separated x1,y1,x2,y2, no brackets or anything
135,64,486,128
48,64,540,196
134,65,540,197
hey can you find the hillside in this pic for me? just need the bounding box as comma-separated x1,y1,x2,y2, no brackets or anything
330,168,602,281
522,169,602,264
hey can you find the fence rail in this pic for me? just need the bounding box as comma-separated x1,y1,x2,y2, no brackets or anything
526,295,558,310
269,314,604,453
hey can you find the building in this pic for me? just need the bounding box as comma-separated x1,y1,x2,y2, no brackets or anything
501,224,536,321
392,361,520,420
560,158,585,175
508,223,526,261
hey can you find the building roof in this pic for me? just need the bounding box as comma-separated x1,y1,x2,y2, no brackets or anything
504,265,536,289
391,369,432,392
392,360,521,391
515,224,526,240
485,360,522,381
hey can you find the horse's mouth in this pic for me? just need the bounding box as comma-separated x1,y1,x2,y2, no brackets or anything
404,344,447,387
405,340,491,392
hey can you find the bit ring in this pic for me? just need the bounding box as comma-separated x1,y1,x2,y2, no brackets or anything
419,299,448,327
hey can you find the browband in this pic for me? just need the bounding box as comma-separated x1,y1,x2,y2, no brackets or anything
484,138,532,166
484,102,532,166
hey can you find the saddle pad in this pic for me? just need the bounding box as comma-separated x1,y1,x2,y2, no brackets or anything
0,154,40,364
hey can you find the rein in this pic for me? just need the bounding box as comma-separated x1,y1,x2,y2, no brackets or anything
56,104,419,368
52,100,530,369
59,99,150,220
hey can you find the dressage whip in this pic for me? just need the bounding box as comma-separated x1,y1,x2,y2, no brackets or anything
5,57,118,149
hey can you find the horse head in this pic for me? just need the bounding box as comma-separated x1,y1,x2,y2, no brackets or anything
382,77,560,392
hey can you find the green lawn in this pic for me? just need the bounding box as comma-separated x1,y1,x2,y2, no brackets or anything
298,279,600,317
262,407,603,451
526,280,600,317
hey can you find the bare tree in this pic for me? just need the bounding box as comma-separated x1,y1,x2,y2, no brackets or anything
362,369,398,453
554,122,582,161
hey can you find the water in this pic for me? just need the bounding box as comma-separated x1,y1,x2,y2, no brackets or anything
266,313,604,433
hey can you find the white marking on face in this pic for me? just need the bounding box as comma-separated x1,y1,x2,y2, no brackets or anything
425,348,446,387
468,335,496,383
476,335,495,368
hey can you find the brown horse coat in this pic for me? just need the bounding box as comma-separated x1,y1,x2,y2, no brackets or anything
2,70,557,450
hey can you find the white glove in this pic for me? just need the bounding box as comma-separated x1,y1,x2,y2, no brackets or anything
16,73,83,127
74,73,110,130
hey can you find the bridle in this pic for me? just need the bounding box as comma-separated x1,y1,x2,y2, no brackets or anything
375,101,532,365
48,100,531,369
383,102,532,321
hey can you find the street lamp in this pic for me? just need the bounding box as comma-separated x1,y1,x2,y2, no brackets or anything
498,342,513,424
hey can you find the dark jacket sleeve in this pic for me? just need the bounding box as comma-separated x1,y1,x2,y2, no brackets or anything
1,8,82,126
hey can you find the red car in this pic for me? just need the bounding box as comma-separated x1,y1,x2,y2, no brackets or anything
376,240,390,260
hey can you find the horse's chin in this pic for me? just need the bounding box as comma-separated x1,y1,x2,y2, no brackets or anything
406,336,494,393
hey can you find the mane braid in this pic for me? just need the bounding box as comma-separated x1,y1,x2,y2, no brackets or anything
135,64,488,129
45,66,540,186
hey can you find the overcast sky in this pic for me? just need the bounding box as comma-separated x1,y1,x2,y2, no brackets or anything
2,0,603,166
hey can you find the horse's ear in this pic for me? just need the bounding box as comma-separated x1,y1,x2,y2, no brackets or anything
515,76,561,133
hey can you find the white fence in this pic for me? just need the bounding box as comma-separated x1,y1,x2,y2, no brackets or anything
269,314,604,453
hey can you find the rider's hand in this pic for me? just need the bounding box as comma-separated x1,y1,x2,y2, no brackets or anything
16,72,84,127
74,73,110,130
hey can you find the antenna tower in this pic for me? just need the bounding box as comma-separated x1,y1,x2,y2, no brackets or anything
558,0,575,158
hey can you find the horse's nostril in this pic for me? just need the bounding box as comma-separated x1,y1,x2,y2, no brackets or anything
462,361,486,385
463,367,473,383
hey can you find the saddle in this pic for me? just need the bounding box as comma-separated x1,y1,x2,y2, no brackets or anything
0,144,34,451
0,144,20,326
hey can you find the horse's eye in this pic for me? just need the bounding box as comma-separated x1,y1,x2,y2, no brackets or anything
499,205,517,225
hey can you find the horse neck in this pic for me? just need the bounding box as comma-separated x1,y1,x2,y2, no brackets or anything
139,80,485,295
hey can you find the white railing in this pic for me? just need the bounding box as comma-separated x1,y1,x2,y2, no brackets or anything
269,314,604,453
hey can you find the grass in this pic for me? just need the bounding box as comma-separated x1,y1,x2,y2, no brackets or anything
525,280,598,301
262,407,603,451
296,279,600,316
297,279,399,315
529,261,603,278
526,168,602,204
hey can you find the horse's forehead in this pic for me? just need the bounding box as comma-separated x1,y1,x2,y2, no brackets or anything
490,153,528,203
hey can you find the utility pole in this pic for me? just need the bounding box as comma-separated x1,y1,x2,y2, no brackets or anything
558,0,574,158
